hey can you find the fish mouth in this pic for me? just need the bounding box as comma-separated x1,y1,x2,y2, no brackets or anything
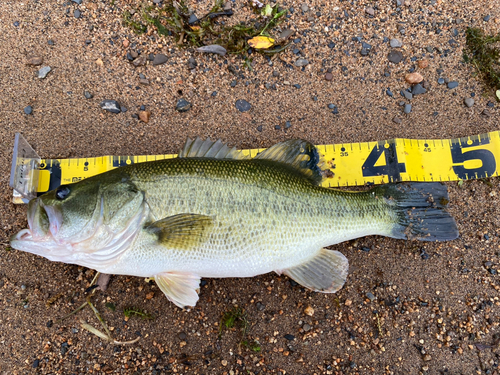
10,198,68,259
26,198,63,240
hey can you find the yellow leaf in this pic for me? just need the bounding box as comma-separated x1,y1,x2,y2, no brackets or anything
248,36,275,49
190,25,201,31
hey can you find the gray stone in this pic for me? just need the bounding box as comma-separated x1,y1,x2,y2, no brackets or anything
24,106,33,115
390,38,402,48
279,29,294,40
387,50,403,63
365,6,374,16
464,98,474,107
187,57,197,69
404,104,412,114
132,56,146,67
295,58,309,67
72,0,82,4
100,99,121,114
83,91,93,99
235,99,251,112
303,323,312,332
447,81,458,89
74,9,81,18
393,116,402,124
301,3,309,12
412,83,427,95
483,15,491,22
153,54,168,66
437,77,445,85
366,292,376,301
176,98,192,112
403,91,413,100
37,66,51,79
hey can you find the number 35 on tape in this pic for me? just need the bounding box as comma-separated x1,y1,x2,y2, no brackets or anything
30,131,500,197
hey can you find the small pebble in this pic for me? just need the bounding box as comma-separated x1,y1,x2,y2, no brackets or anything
483,15,491,22
482,109,491,117
464,98,474,108
403,91,413,100
284,334,295,341
139,111,151,123
366,292,376,301
48,39,55,45
365,6,374,16
84,91,93,99
447,81,459,89
176,98,192,112
301,3,309,12
26,56,43,66
325,72,333,81
187,57,197,69
412,83,427,95
390,38,402,48
405,72,423,84
386,89,393,97
437,78,445,85
32,359,40,368
304,305,314,316
295,58,309,67
37,66,51,79
285,121,292,129
388,50,403,64
153,54,168,66
100,99,121,114
418,59,429,69
303,323,312,332
404,104,412,114
24,106,33,115
235,99,251,112
178,332,187,340
393,117,402,124
74,9,81,18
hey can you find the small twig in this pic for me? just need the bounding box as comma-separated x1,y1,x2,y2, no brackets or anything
87,296,112,338
56,301,87,323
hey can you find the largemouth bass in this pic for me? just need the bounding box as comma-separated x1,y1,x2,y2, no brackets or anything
10,138,458,308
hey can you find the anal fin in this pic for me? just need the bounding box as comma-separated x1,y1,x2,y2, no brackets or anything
154,272,201,309
279,248,348,293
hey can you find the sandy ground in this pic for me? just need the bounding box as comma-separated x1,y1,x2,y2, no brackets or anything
1,0,500,374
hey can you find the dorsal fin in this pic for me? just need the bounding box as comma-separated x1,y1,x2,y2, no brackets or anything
178,137,249,160
254,139,324,185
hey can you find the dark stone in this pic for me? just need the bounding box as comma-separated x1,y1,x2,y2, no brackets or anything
84,91,93,99
328,42,336,49
176,98,192,112
32,359,40,368
437,78,445,85
48,39,55,45
100,100,121,114
285,121,292,128
140,105,145,111
187,57,197,69
386,89,393,97
275,125,281,130
235,99,251,112
178,332,187,340
284,334,295,341
153,54,168,66
24,106,33,115
46,320,53,328
257,125,263,132
447,81,458,89
188,14,198,24
256,302,265,311
388,50,403,63
483,15,490,22
412,83,427,95
230,80,237,87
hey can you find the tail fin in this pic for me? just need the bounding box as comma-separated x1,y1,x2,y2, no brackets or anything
373,182,458,241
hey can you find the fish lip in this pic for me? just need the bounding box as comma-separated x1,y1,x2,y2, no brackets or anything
27,198,63,241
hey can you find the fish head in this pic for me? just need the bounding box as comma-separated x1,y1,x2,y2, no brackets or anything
10,174,147,267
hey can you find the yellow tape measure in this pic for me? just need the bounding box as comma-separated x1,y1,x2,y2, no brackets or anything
10,131,500,203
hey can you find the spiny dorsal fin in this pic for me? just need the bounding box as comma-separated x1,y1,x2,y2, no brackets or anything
254,139,324,185
178,137,250,160
145,213,214,250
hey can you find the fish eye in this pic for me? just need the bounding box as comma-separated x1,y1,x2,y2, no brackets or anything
55,186,71,200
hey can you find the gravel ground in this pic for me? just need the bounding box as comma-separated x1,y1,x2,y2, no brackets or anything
1,0,500,374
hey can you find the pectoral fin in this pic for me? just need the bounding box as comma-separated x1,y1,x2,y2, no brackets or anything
146,213,214,250
155,272,201,309
279,248,348,293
